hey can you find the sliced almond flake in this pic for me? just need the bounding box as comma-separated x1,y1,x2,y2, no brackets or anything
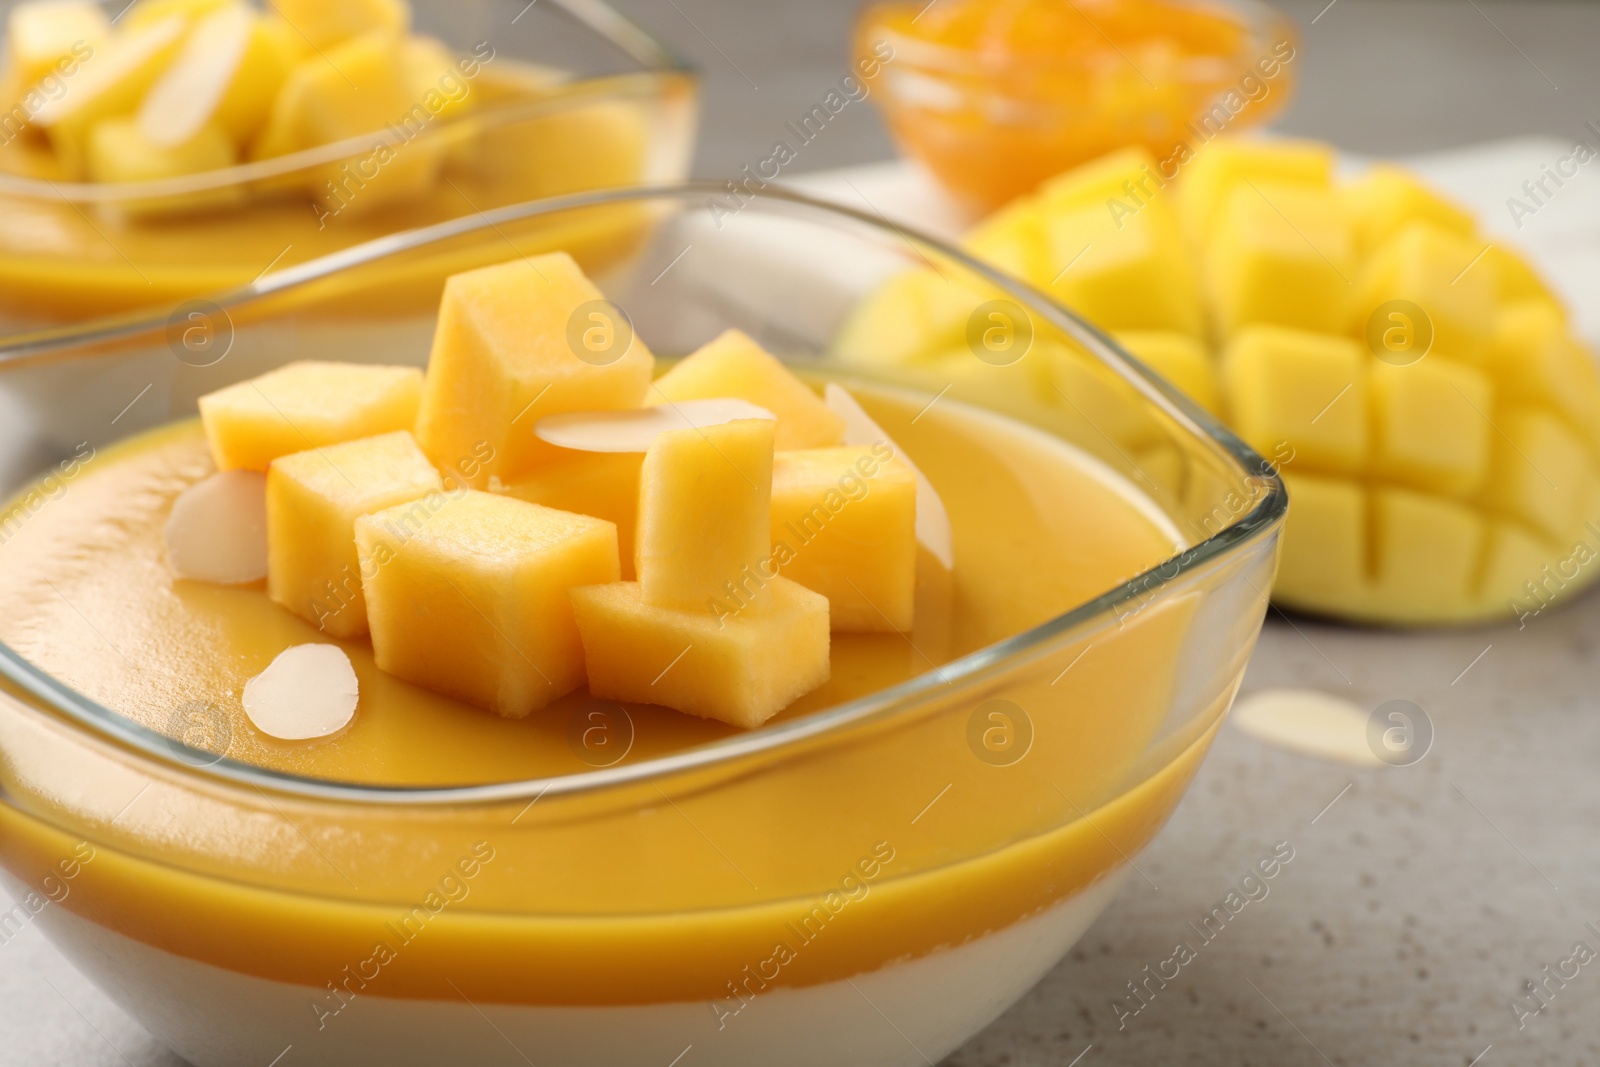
164,469,268,584
1231,689,1383,768
138,3,254,148
243,644,359,741
535,398,776,452
824,383,954,569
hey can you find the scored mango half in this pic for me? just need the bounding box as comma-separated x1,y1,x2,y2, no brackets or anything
835,138,1600,626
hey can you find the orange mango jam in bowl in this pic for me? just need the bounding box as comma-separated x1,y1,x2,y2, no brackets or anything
857,0,1298,209
0,187,1282,1066
0,0,696,327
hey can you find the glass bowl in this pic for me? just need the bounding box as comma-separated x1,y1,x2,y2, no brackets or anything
0,0,697,327
0,185,1283,1066
856,0,1298,210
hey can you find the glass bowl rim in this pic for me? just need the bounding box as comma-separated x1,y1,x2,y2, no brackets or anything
0,180,1287,806
0,0,695,204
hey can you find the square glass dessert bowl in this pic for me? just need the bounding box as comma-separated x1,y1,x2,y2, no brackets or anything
0,185,1283,1066
0,0,696,327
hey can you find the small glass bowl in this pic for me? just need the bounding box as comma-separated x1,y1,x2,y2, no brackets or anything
0,185,1283,1066
856,0,1299,209
0,0,697,327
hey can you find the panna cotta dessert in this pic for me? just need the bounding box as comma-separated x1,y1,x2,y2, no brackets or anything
0,250,1245,1066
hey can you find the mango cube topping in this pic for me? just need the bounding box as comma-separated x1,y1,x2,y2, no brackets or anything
356,490,619,719
651,329,846,450
266,430,443,637
770,445,916,632
838,136,1600,624
186,253,951,729
415,252,655,486
637,418,776,612
138,2,290,148
571,578,830,731
198,360,424,472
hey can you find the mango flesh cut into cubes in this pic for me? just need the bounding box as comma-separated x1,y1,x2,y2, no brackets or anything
251,30,437,210
415,253,654,486
402,36,472,124
87,117,235,184
8,0,107,84
651,329,846,450
198,361,424,472
139,3,291,148
636,419,774,612
837,137,1600,624
498,451,643,579
268,0,409,51
1341,164,1474,256
1206,182,1354,337
1354,222,1494,364
1044,196,1202,336
356,490,619,718
1481,408,1589,542
1112,331,1219,414
29,15,186,176
123,0,228,31
1368,358,1491,497
266,430,442,637
1222,326,1367,475
830,267,992,368
1177,137,1334,243
570,577,829,730
770,444,916,632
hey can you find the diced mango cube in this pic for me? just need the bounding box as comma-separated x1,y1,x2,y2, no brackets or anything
1485,244,1559,307
139,3,291,148
266,430,442,637
832,268,992,367
1340,165,1475,256
1369,358,1492,497
637,419,774,612
356,490,619,718
499,451,643,578
1038,145,1161,214
1045,340,1165,449
1487,300,1600,433
1206,182,1355,336
1482,407,1590,541
770,444,915,632
1112,330,1219,414
123,0,228,30
1275,471,1365,606
963,199,1047,280
1479,519,1559,607
1222,326,1367,475
266,0,408,50
30,15,186,176
401,35,473,125
1371,486,1483,611
415,253,655,486
251,31,437,210
198,361,424,472
1178,138,1334,243
570,577,829,729
87,118,236,197
1354,222,1494,364
8,0,107,84
1044,197,1202,335
651,329,845,450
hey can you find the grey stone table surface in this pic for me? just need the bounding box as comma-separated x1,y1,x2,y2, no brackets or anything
7,0,1600,1063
